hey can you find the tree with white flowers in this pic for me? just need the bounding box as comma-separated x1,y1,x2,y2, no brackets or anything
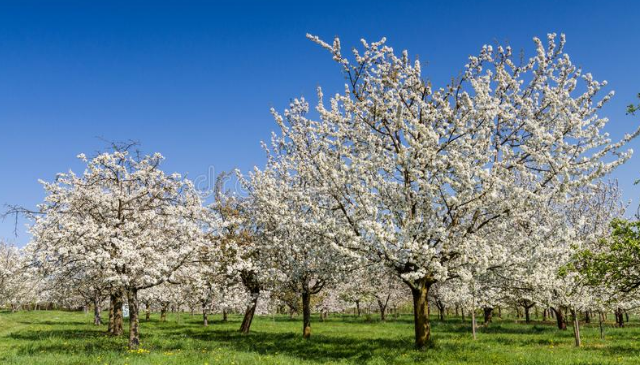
209,172,268,333
0,241,28,309
243,157,356,339
551,180,628,345
263,32,638,348
27,149,209,349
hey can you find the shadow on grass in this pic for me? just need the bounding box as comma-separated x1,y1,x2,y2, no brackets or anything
186,328,414,363
11,314,632,363
6,323,416,363
437,323,556,336
581,343,640,357
16,320,88,326
9,328,110,341
8,328,125,355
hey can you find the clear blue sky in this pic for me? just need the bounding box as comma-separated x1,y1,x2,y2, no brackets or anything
1,0,639,245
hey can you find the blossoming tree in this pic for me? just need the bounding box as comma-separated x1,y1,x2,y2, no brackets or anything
264,33,638,348
27,149,208,349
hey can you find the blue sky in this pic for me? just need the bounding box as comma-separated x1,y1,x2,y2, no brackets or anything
1,0,639,245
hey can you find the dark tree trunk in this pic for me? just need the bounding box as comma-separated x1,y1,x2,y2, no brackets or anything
553,307,567,330
355,300,361,317
145,304,150,321
521,303,535,324
434,299,446,321
93,295,102,326
239,293,259,334
126,288,140,350
585,311,591,324
410,278,431,349
483,307,493,326
108,295,114,333
302,290,311,339
109,290,124,336
461,307,465,322
222,309,228,322
160,305,168,322
377,297,388,321
202,303,208,327
543,309,548,321
239,270,260,333
615,308,624,327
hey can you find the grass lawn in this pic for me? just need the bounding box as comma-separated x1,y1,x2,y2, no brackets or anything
1,310,639,364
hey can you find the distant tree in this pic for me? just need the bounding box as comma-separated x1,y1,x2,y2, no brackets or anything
578,218,640,293
0,241,24,309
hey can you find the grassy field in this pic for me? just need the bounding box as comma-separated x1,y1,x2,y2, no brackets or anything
1,310,639,364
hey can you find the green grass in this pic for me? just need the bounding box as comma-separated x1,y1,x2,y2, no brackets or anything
1,310,639,364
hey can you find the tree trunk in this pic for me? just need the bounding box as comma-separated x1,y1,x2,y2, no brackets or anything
238,269,259,331
239,290,259,334
615,308,624,327
525,306,531,324
585,311,591,324
483,307,493,326
497,306,502,318
145,304,150,321
202,303,208,327
553,307,567,330
160,305,168,322
625,311,629,322
114,292,124,335
355,300,361,317
126,288,140,350
410,278,431,349
93,295,102,326
109,290,124,336
377,298,388,321
543,309,548,322
461,307,465,322
571,309,581,347
302,290,312,338
472,308,477,340
599,311,605,340
108,295,114,333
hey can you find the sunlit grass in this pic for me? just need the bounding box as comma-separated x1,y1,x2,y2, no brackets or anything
0,310,639,364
